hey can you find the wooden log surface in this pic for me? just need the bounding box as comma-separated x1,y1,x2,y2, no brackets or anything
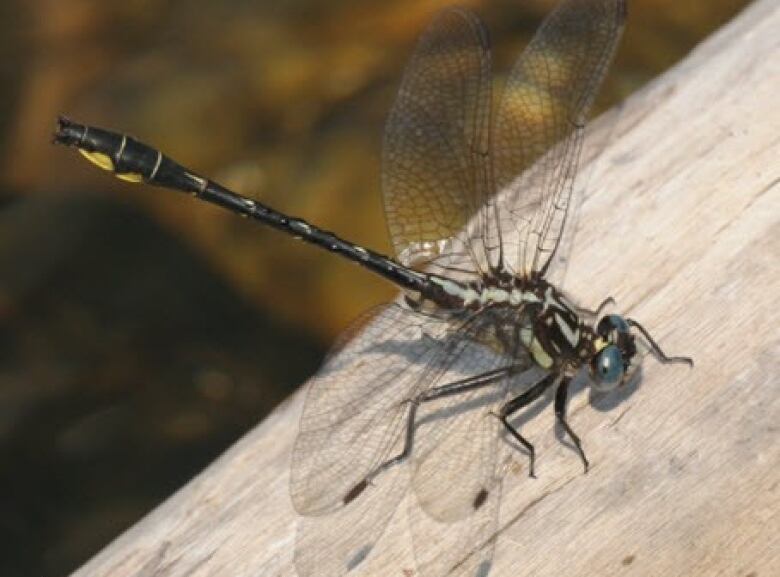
72,1,779,576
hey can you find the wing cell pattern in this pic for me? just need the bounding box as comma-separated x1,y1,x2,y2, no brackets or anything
294,3,627,576
383,0,625,279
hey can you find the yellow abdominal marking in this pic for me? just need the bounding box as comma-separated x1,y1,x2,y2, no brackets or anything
593,337,608,352
77,148,142,183
78,149,114,172
116,172,143,183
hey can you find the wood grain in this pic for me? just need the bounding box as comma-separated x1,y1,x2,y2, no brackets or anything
71,1,780,576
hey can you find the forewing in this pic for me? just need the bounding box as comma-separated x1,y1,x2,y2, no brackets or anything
410,478,502,577
294,474,409,577
382,7,494,279
492,0,626,277
411,316,516,524
409,360,510,577
292,305,503,576
290,304,448,516
408,312,523,576
542,107,625,288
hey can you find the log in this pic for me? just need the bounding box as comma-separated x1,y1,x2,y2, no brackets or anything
71,1,780,576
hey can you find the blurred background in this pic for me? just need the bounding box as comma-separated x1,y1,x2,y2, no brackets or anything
0,0,750,575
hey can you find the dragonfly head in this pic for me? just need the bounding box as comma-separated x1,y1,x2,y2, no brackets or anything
588,314,637,391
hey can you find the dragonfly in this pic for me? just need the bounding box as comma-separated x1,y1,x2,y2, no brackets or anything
54,1,693,575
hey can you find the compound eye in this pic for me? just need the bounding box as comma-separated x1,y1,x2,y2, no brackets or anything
609,314,629,333
596,314,629,339
592,344,624,389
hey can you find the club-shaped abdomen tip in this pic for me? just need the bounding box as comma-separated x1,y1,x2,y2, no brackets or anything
53,116,83,147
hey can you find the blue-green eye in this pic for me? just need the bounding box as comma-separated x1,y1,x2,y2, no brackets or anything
597,314,629,338
592,344,624,387
608,314,629,333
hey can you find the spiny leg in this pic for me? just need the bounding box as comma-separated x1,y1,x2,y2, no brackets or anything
343,366,514,504
577,296,616,318
554,377,589,473
497,372,559,478
627,319,694,366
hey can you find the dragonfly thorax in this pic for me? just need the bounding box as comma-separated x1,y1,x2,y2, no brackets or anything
414,271,642,387
516,280,584,371
414,273,540,310
412,272,592,372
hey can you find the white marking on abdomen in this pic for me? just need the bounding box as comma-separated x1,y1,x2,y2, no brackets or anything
430,276,479,304
480,288,508,304
476,288,540,307
149,150,163,179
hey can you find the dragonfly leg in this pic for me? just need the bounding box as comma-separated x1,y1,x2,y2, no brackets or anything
554,377,589,473
627,319,694,367
343,366,515,505
498,372,559,478
577,296,615,318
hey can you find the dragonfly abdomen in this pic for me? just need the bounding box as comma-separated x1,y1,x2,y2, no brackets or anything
55,116,204,190
53,117,433,296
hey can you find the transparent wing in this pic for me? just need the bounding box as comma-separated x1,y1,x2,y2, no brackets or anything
491,0,626,277
411,312,519,523
410,477,503,577
542,105,625,288
408,311,526,577
292,304,449,577
292,305,524,577
290,304,449,517
382,7,494,280
294,472,409,577
409,361,511,577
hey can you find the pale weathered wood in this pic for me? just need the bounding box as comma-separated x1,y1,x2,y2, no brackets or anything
71,1,779,576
